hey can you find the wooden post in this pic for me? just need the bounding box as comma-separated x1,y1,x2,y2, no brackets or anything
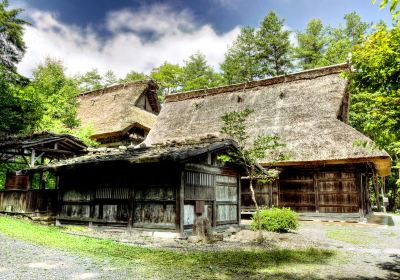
237,175,241,225
30,149,35,168
313,172,319,213
177,170,185,236
128,187,134,228
357,172,364,217
372,176,381,212
212,174,217,228
381,176,386,213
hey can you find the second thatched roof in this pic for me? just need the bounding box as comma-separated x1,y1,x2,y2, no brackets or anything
77,80,160,141
145,64,391,176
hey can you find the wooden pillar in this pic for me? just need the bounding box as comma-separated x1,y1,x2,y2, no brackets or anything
128,187,134,228
372,176,381,212
381,176,386,213
313,173,319,213
30,149,36,168
212,174,217,228
357,172,364,217
177,170,185,236
237,175,241,225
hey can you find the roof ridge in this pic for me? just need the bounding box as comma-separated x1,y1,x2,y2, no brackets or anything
77,80,154,98
165,63,349,103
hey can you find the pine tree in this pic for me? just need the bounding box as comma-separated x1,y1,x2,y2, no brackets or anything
294,19,327,70
220,27,260,84
256,11,292,76
182,52,222,91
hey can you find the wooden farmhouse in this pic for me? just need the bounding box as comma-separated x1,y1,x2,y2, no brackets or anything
77,80,161,147
144,64,391,218
30,139,243,234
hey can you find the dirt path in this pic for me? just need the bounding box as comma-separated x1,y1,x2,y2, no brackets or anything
0,233,134,280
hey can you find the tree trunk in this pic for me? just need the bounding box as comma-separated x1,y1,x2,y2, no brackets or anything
249,179,263,242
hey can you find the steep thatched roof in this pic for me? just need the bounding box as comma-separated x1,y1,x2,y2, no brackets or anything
145,64,391,176
30,139,238,171
77,80,160,140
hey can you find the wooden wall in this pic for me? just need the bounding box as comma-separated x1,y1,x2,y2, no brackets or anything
57,163,178,229
183,164,240,229
0,190,57,214
241,164,370,215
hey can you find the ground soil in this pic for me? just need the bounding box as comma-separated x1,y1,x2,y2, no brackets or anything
1,213,399,279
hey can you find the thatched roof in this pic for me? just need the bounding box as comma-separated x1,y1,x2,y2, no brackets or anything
30,139,238,171
145,64,391,176
77,80,160,140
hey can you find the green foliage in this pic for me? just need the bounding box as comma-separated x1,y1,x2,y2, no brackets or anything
347,23,400,209
77,69,103,92
119,70,148,83
372,0,400,20
0,216,334,279
256,11,293,76
251,207,299,233
29,58,80,132
0,66,39,134
182,52,223,91
150,62,183,95
220,27,261,84
294,19,328,69
103,70,117,87
0,0,28,74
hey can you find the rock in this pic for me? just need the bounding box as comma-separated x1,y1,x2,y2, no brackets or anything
118,146,127,150
188,236,201,243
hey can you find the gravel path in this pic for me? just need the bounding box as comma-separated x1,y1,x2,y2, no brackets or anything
0,233,133,280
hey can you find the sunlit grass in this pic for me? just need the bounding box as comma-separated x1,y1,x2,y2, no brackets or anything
0,216,335,279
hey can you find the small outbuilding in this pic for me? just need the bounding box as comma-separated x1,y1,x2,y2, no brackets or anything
30,139,242,234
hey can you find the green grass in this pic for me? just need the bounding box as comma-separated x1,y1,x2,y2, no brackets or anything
326,229,376,245
0,216,335,279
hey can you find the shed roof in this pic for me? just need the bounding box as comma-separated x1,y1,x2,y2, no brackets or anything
0,132,87,161
145,64,391,175
31,138,238,171
77,80,160,140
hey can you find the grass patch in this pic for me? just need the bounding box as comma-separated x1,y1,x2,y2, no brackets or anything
0,216,335,279
327,229,376,245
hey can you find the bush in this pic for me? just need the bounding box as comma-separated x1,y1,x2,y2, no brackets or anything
251,207,299,233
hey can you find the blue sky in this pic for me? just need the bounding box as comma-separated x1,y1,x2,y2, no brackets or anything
11,0,393,77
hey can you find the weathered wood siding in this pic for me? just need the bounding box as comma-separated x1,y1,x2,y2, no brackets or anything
242,164,370,215
57,163,178,228
183,166,240,228
241,179,278,211
0,190,57,213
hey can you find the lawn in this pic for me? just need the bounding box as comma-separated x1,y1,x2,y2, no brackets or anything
0,216,335,279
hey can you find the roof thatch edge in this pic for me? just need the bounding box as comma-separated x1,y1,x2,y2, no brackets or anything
165,63,349,103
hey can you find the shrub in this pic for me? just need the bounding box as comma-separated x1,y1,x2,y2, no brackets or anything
251,207,299,233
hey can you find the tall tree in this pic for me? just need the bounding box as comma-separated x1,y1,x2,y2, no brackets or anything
119,71,148,83
0,0,28,74
219,109,284,242
0,65,38,134
150,62,183,95
325,12,370,65
347,23,400,210
294,19,327,70
220,27,260,84
77,69,103,92
103,70,117,87
256,11,292,76
182,52,223,91
28,58,79,132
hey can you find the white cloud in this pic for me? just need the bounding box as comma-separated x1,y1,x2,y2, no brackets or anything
18,4,240,78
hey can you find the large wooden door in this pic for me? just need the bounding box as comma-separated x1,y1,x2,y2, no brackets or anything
317,171,359,213
278,167,362,214
279,171,316,212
